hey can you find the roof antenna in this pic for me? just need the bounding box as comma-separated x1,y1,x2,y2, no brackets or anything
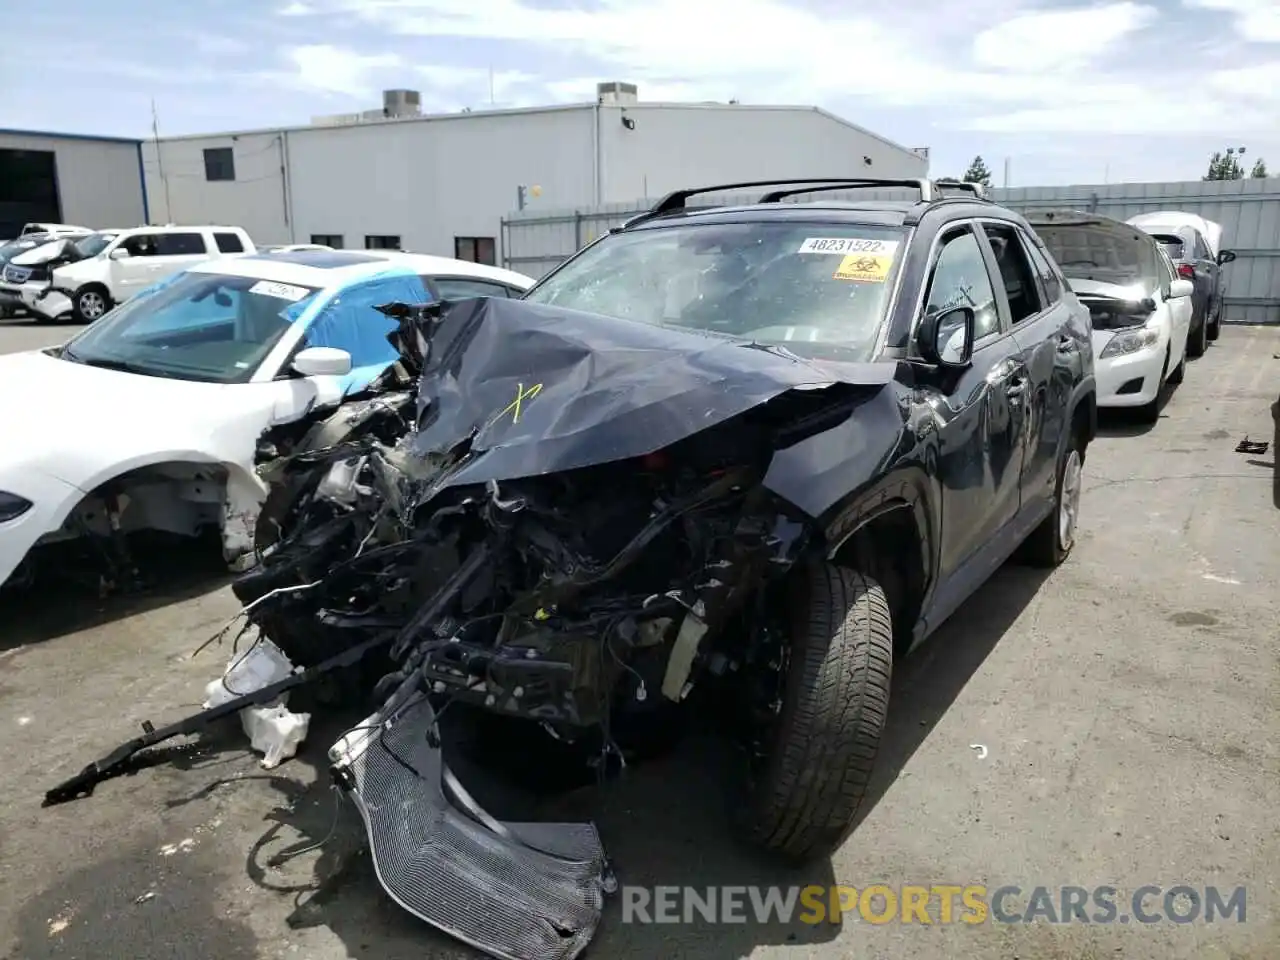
150,99,172,224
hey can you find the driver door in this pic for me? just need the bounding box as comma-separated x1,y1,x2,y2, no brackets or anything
917,222,1030,632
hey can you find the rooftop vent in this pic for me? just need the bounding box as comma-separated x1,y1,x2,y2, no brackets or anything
383,89,422,118
597,81,639,105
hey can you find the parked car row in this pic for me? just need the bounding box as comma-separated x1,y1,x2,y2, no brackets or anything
1025,208,1234,423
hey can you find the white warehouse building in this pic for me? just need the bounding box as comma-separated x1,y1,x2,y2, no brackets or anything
0,129,147,238
141,82,928,270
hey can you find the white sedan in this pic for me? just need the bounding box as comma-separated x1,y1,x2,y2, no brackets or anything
0,247,534,589
1027,210,1194,422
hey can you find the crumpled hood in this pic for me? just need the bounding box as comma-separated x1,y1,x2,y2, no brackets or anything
10,239,74,267
0,350,283,488
401,297,894,486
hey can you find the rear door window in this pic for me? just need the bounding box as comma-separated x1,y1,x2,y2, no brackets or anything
154,232,210,256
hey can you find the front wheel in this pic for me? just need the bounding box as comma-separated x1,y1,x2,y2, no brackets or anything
71,286,111,324
737,563,893,862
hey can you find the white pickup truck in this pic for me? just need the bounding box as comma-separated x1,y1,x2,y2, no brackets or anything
0,224,256,324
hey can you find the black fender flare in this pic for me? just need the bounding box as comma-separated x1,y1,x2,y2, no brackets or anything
1064,374,1098,453
820,466,937,601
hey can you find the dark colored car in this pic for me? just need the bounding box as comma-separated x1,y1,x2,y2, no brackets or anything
50,178,1097,960
1127,211,1236,356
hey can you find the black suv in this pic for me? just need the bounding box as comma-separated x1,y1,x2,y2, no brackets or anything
51,178,1097,960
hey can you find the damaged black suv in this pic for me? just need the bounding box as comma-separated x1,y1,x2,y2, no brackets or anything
49,178,1096,960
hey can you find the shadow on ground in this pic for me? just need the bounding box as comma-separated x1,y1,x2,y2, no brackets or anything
214,559,1051,960
0,532,231,651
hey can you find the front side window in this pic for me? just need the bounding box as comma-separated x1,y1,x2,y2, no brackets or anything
61,270,320,383
524,221,908,359
304,273,433,374
923,227,1000,341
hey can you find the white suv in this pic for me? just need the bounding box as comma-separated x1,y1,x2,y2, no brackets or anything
1,224,256,324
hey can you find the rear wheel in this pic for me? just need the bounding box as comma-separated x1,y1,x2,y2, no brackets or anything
1020,424,1086,567
738,563,892,862
1207,302,1222,342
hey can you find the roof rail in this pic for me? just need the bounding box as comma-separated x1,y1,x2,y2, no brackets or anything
642,178,948,222
758,179,938,203
621,177,993,231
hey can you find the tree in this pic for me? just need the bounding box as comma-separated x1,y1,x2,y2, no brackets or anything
1204,149,1246,180
1251,158,1268,178
961,155,994,187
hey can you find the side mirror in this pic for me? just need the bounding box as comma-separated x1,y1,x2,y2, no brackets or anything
1217,249,1236,265
292,346,352,377
917,306,975,368
1167,278,1194,300
108,248,131,260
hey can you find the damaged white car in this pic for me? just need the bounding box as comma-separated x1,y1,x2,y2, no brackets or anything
0,247,534,591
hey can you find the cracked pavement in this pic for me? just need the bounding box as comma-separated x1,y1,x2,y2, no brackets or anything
0,319,1276,959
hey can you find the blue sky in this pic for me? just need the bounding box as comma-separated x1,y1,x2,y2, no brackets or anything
4,0,1279,186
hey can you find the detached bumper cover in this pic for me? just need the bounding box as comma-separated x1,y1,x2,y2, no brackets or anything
331,692,610,960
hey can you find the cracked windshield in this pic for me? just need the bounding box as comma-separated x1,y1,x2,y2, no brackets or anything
525,221,907,359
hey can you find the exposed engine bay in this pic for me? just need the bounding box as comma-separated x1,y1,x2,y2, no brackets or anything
44,296,904,960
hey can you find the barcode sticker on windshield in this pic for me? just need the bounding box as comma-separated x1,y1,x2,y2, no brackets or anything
249,279,311,302
798,237,900,256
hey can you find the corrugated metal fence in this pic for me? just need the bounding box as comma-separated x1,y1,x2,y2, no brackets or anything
501,179,1280,324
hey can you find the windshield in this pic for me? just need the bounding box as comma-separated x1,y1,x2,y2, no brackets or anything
61,270,321,383
1035,224,1162,291
72,232,118,259
523,221,907,358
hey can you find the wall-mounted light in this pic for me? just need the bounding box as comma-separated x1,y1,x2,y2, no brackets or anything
621,112,636,130
863,155,873,166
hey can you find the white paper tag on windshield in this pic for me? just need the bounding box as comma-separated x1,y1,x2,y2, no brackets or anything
249,279,311,302
798,237,900,256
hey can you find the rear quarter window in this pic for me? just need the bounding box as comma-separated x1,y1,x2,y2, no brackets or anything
214,232,245,253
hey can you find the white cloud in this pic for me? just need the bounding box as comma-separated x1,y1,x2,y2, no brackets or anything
1183,0,1280,41
286,44,402,97
259,0,1280,136
278,1,316,14
971,2,1156,71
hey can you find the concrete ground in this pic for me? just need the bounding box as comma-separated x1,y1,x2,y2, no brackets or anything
0,318,1276,960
